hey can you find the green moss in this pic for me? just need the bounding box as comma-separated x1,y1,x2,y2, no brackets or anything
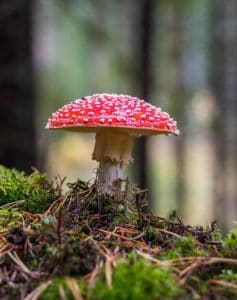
213,270,237,298
211,226,222,242
187,276,209,297
218,269,237,281
39,278,73,300
222,227,237,258
0,166,57,213
0,208,22,230
164,236,205,259
92,255,182,300
39,278,88,300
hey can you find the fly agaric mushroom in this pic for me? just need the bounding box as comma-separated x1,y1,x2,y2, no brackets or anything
46,93,179,195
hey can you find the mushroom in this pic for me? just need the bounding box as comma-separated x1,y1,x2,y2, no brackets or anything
46,93,179,195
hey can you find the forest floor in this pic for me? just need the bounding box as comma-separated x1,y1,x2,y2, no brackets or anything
1,166,237,299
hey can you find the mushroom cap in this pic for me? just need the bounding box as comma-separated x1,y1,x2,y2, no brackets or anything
46,93,179,136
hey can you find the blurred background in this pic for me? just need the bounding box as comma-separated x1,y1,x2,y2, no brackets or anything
0,0,237,231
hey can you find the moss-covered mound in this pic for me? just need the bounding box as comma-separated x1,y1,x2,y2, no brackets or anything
0,166,58,213
1,167,237,299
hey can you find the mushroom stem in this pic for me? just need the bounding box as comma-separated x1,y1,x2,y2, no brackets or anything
93,130,133,195
97,161,124,195
92,130,133,164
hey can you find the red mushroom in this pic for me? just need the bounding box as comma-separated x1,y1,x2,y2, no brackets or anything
46,93,179,195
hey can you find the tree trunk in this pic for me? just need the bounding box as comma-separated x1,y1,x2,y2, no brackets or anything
170,7,187,218
0,0,36,172
133,0,155,190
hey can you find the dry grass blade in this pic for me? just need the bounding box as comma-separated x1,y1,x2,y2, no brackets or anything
24,280,52,300
0,244,13,259
136,249,166,265
91,239,118,263
0,199,26,209
180,257,237,282
179,260,200,282
59,284,68,300
208,279,237,292
136,249,180,275
20,210,42,222
65,277,83,300
87,264,101,289
105,257,112,289
99,229,142,242
131,232,145,240
144,215,181,225
157,228,182,238
8,251,41,278
113,226,141,235
163,256,203,267
43,197,63,216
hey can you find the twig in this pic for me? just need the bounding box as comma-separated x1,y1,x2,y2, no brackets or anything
131,232,145,240
0,245,13,259
179,257,237,282
208,279,237,292
0,199,26,209
157,228,182,238
24,280,52,300
99,229,141,242
8,251,42,279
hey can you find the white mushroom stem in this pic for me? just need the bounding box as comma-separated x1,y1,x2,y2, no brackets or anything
92,130,133,195
97,161,124,195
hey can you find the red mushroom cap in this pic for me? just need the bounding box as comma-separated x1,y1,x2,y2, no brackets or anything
46,93,179,136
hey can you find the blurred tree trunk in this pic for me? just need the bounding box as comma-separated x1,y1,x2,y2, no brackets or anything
211,0,237,230
170,7,187,217
0,0,36,172
133,0,155,190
